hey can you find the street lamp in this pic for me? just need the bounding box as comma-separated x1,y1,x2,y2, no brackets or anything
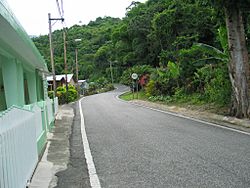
75,39,81,98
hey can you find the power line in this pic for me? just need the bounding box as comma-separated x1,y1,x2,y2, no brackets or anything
56,0,63,18
61,0,64,17
52,20,59,27
55,0,68,29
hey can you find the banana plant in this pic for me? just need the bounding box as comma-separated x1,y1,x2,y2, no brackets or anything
192,26,229,64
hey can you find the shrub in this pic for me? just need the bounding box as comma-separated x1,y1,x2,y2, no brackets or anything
192,64,231,105
105,83,115,91
120,65,153,85
67,88,77,102
145,63,179,97
145,80,159,97
48,91,54,99
55,85,77,104
148,95,172,102
204,67,231,105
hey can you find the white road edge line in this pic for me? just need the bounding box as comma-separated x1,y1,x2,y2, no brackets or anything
79,98,101,188
116,94,250,136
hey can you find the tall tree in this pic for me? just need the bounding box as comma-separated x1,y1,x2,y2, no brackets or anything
218,0,250,118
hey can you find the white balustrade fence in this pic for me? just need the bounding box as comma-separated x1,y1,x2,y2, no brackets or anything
54,97,58,115
0,107,38,188
33,105,44,140
46,98,54,125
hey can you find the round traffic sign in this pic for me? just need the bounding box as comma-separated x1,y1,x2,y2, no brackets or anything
131,73,138,80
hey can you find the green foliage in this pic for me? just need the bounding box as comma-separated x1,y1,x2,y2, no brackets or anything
167,61,180,79
145,80,159,97
119,91,147,101
105,83,115,91
85,82,98,96
148,95,172,102
48,91,54,99
33,17,121,81
84,81,114,96
32,0,250,111
56,85,77,104
145,61,180,96
192,43,228,63
67,88,77,102
56,86,67,104
193,64,231,105
120,65,153,85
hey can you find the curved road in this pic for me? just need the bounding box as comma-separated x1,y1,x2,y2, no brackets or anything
80,86,250,188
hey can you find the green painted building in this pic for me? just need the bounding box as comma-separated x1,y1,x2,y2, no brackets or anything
0,1,48,110
0,1,58,186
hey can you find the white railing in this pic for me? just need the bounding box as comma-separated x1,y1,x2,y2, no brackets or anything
33,104,44,140
54,97,59,115
46,98,54,125
0,106,38,188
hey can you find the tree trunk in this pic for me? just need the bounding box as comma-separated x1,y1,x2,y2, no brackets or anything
225,6,250,118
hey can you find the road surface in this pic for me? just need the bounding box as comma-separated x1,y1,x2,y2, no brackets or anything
59,86,250,187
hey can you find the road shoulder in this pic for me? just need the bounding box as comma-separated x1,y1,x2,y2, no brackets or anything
129,99,250,133
29,104,74,187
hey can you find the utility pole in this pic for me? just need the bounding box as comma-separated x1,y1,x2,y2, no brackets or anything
75,39,81,99
109,61,114,84
75,47,79,98
48,13,64,98
63,29,68,102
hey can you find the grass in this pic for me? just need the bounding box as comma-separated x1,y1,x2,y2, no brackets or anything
119,90,229,115
119,91,148,101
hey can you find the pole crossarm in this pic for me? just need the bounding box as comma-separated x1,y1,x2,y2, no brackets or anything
49,18,64,21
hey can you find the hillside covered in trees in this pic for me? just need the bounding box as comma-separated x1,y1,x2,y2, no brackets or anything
33,0,250,118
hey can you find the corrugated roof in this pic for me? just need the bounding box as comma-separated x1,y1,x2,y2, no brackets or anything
47,74,74,83
78,80,86,83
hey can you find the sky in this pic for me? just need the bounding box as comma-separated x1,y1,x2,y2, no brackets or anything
6,0,146,36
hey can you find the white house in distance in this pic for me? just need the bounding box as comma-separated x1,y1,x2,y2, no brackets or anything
47,73,75,91
78,79,89,89
78,79,89,95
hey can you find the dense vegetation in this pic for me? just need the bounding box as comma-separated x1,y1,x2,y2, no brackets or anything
33,0,250,118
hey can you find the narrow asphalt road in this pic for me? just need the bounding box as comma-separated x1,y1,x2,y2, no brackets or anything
79,86,250,187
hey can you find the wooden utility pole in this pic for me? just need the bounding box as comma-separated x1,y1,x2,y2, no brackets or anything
48,13,56,98
75,39,81,99
75,47,79,98
63,29,68,102
48,13,64,98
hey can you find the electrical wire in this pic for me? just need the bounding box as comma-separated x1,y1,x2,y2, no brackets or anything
56,0,63,18
52,20,59,27
55,0,68,30
61,0,64,17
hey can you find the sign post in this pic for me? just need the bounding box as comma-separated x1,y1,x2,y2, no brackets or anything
131,73,138,99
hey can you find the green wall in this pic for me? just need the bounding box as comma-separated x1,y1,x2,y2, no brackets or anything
25,70,37,104
1,56,25,108
0,53,47,110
